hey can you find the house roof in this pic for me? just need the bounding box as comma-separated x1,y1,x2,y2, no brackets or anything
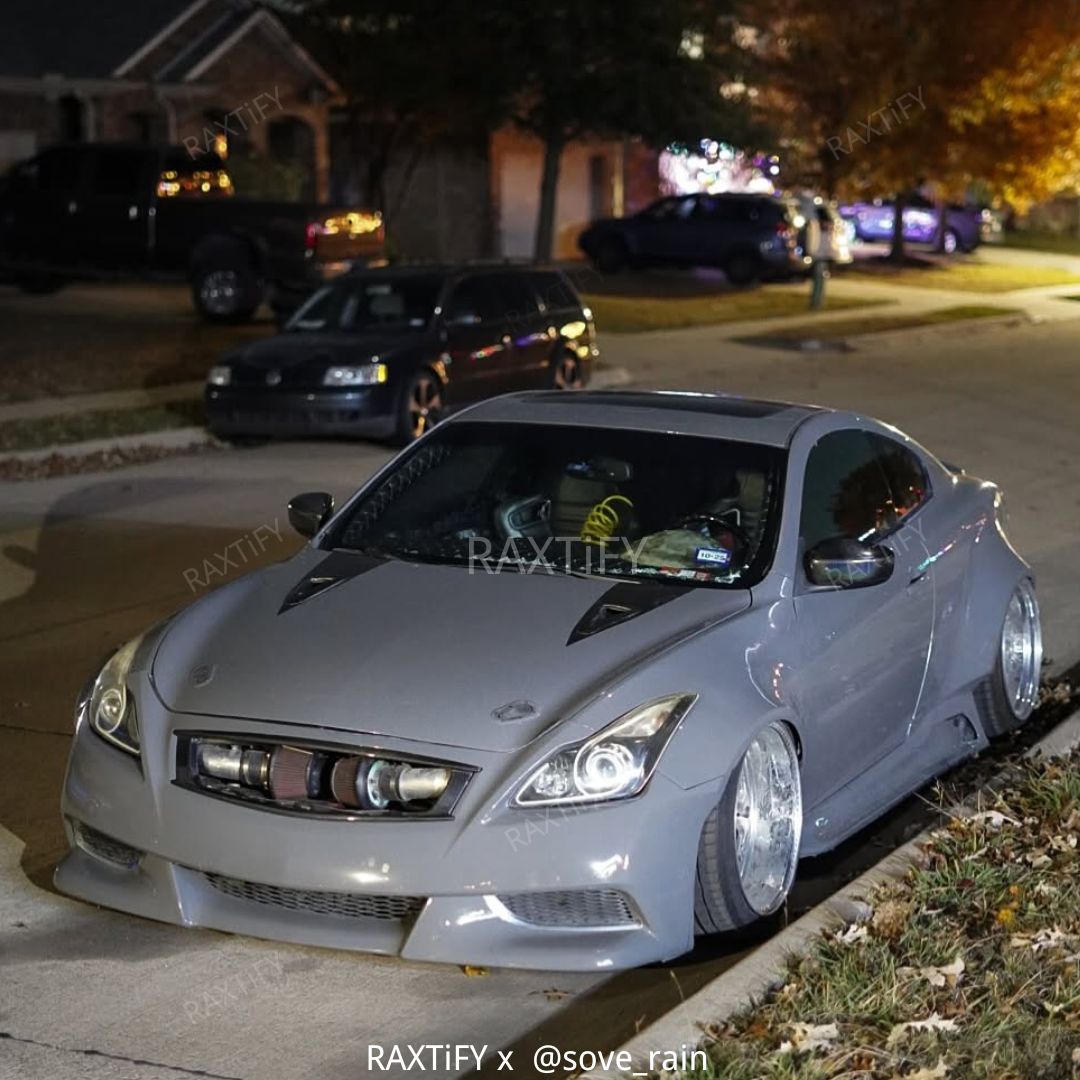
0,0,199,78
0,0,337,93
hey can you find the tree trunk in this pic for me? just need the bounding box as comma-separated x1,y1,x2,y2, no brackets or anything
533,135,564,263
889,191,907,263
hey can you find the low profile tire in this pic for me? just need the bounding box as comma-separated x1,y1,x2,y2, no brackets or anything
694,721,802,934
594,238,628,274
977,578,1042,736
724,251,761,287
394,368,444,445
550,350,586,390
191,253,264,324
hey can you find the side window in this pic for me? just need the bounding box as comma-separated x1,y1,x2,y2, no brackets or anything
498,273,541,320
86,149,144,199
531,270,576,314
446,276,503,326
870,434,930,527
799,430,895,551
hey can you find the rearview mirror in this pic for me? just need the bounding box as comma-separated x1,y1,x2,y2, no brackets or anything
804,537,894,589
288,491,334,539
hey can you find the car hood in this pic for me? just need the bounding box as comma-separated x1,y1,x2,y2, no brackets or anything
152,549,751,754
233,331,427,370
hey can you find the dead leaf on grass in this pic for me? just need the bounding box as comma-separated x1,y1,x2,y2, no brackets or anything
775,1021,839,1055
886,1013,959,1046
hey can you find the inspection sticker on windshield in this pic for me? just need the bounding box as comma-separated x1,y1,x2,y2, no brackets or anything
695,546,732,566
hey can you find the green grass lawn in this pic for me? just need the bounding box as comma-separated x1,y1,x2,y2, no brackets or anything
1000,231,1080,257
741,305,1021,343
0,399,205,453
845,260,1080,293
673,749,1080,1079
581,291,890,333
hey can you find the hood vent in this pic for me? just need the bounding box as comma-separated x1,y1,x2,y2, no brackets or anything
567,581,690,645
279,551,385,614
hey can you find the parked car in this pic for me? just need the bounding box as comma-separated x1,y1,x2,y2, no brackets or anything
839,195,981,253
56,390,1041,971
578,192,814,284
0,143,383,322
205,264,596,444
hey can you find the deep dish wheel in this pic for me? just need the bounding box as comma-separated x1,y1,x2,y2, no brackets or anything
394,369,444,445
977,578,1042,736
694,721,802,933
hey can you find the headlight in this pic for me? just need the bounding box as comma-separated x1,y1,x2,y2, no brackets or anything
514,693,696,807
207,365,231,387
323,363,388,387
85,637,142,756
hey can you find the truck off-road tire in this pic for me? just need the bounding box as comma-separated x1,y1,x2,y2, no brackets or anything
694,721,802,934
191,250,264,324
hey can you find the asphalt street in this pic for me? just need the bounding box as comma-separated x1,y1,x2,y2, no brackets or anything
1,305,1078,1079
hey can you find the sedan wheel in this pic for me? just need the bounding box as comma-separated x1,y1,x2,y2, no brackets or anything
942,229,959,255
396,370,444,444
695,721,802,933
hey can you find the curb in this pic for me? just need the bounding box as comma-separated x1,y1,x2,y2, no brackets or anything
0,425,216,465
811,311,1030,353
0,381,204,425
582,703,1080,1078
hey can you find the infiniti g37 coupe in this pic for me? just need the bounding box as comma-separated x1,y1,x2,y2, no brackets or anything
57,391,1041,971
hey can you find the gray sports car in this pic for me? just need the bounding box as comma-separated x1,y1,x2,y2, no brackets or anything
57,391,1042,971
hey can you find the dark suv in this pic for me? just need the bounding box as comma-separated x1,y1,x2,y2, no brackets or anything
578,193,813,284
205,265,596,444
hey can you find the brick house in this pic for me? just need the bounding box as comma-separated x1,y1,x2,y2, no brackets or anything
0,0,646,260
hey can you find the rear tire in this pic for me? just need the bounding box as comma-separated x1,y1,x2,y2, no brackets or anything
550,350,586,390
694,721,802,934
977,578,1042,736
724,250,761,287
191,248,264,324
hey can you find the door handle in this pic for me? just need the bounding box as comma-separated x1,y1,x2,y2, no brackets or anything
67,200,78,214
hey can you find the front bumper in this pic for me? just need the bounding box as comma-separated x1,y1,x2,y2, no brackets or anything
205,386,397,439
57,706,721,971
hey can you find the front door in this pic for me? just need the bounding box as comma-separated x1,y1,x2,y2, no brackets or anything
793,429,935,803
440,274,517,405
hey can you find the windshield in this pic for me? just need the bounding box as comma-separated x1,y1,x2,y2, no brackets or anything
329,421,784,588
287,275,441,333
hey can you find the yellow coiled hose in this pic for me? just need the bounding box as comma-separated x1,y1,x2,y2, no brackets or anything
580,495,634,545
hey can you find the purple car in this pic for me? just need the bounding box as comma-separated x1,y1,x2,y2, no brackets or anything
840,196,981,254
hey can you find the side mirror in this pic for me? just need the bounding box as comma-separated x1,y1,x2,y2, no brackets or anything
804,537,894,590
288,491,334,539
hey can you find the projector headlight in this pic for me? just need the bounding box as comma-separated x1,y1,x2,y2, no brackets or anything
323,363,388,387
514,693,696,807
84,637,142,756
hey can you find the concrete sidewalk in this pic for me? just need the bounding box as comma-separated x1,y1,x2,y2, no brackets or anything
0,380,204,425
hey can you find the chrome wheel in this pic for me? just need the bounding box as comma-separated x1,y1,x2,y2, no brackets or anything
732,723,802,916
1001,579,1041,720
552,353,584,390
408,374,443,439
199,270,239,316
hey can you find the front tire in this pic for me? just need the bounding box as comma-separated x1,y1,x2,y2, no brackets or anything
977,578,1042,736
394,368,444,445
550,350,586,390
694,721,802,933
942,228,960,255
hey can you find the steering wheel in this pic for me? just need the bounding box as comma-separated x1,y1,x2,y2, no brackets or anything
677,513,752,558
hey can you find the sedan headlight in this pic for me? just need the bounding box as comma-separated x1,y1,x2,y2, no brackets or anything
85,637,142,756
207,365,231,387
323,363,388,387
514,693,696,807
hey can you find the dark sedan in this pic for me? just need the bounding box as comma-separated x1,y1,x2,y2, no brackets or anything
205,265,597,444
577,193,813,284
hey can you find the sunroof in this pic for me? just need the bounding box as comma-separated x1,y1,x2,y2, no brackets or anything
528,391,789,419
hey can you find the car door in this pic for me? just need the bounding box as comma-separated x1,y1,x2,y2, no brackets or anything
440,273,517,404
792,428,935,802
495,271,551,389
630,195,698,262
77,146,154,270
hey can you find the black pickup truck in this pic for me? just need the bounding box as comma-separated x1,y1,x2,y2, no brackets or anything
0,143,383,322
